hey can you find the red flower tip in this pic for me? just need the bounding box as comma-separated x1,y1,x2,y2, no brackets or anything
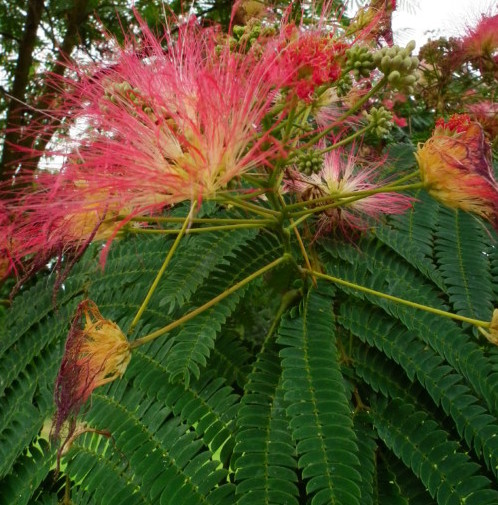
435,114,472,133
278,24,346,101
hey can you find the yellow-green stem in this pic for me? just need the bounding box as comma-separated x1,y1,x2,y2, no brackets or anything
266,288,302,340
130,216,269,225
289,182,426,219
301,268,490,329
316,125,371,156
234,188,270,200
127,222,273,235
286,213,313,232
128,203,196,335
300,77,387,149
277,193,316,285
130,255,290,349
219,194,280,218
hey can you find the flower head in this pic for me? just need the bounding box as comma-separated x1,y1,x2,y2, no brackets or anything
277,23,346,101
461,14,498,61
52,300,131,443
1,172,126,291
416,114,498,227
286,149,412,233
466,100,498,140
46,15,285,216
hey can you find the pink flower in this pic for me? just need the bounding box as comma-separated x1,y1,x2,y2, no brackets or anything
1,172,125,288
286,149,413,233
0,201,16,280
276,22,346,101
462,14,498,61
45,15,285,215
466,100,498,140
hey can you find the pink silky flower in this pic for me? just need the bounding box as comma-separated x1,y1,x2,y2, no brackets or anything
276,23,346,101
286,149,412,233
466,101,498,140
0,201,16,280
461,14,498,61
46,15,285,216
1,172,125,289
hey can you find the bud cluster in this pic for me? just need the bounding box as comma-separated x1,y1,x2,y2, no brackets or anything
373,41,419,93
345,46,375,80
231,19,276,52
363,106,393,137
291,148,323,175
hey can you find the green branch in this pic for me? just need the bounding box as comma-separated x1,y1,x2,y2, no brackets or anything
130,255,291,349
128,203,196,335
301,268,490,329
127,222,273,235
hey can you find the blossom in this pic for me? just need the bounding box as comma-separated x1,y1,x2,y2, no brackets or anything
466,101,498,140
52,300,131,443
416,114,498,227
0,201,15,280
277,23,346,101
285,149,412,233
346,0,397,46
43,15,286,217
461,14,498,61
1,173,126,288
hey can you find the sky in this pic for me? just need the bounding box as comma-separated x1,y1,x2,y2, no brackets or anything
390,0,497,51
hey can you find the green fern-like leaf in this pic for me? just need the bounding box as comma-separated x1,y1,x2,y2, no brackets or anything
373,397,498,505
434,207,494,321
340,301,498,478
278,285,362,505
233,341,298,505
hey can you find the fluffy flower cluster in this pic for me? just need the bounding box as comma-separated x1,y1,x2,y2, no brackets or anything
416,114,498,227
52,300,131,443
286,150,413,233
277,23,346,100
461,13,498,63
0,14,291,276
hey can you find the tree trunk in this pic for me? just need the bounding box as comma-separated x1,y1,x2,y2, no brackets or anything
0,0,91,182
0,0,44,181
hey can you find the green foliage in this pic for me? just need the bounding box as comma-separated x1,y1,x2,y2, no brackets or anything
2,188,497,504
2,0,498,502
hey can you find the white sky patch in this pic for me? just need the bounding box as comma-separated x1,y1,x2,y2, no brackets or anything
347,0,497,53
393,0,497,51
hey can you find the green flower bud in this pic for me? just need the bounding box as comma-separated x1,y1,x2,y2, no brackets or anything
363,106,393,137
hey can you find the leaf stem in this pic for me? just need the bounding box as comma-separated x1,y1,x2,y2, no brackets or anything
129,216,270,225
128,203,196,335
299,77,387,149
316,125,371,156
218,194,280,219
301,268,490,329
127,222,274,234
284,180,424,212
130,255,290,349
289,182,426,220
